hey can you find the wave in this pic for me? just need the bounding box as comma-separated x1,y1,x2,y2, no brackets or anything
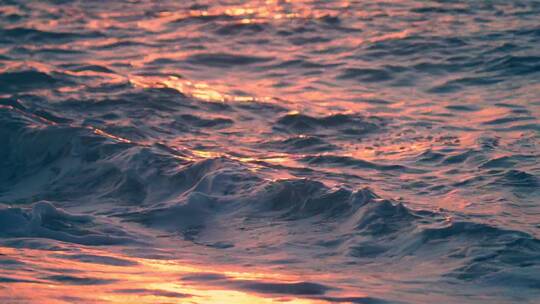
1,0,540,302
186,52,274,67
261,136,338,153
274,112,384,135
0,201,134,246
0,27,103,43
302,155,425,173
0,70,65,94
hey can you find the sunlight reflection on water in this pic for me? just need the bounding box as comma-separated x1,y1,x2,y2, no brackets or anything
0,0,539,303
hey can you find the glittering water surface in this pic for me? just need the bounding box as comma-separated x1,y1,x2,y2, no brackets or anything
1,1,539,303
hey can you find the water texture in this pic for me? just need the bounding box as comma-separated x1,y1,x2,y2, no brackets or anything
0,1,539,303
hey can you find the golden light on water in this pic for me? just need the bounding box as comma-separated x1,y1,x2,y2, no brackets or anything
2,0,539,303
130,75,261,103
0,247,349,304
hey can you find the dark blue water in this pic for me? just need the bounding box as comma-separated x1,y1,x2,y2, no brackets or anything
0,1,539,303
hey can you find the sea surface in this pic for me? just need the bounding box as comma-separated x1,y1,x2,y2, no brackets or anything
0,1,539,303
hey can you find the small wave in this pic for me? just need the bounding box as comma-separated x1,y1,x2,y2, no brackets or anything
482,116,535,125
1,1,539,302
0,27,103,43
274,112,382,135
177,114,233,128
338,68,393,82
302,155,425,174
492,170,539,188
483,55,540,76
0,201,134,246
68,64,115,74
480,155,537,169
54,254,138,267
429,76,502,93
215,23,266,36
365,36,467,58
181,272,333,296
410,6,471,15
261,136,337,153
186,52,274,67
0,70,60,93
43,275,117,286
113,288,191,298
247,179,375,218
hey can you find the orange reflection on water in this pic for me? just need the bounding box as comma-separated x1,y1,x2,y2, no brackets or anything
93,127,133,144
130,75,262,103
138,0,339,28
0,246,344,304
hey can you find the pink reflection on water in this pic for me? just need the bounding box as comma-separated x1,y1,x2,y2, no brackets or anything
0,246,375,304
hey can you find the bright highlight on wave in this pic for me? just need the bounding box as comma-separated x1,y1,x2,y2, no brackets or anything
130,75,260,103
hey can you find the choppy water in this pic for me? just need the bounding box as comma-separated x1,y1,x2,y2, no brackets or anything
1,1,539,303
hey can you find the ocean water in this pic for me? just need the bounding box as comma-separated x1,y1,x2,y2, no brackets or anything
0,0,539,303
